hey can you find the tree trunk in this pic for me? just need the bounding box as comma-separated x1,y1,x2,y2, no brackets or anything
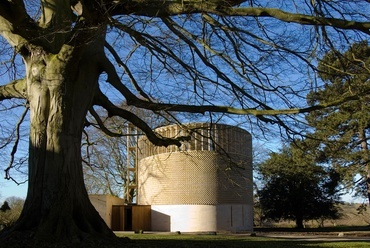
1,35,117,246
359,129,370,206
295,216,304,229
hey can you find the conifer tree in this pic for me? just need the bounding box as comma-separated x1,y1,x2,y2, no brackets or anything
307,42,370,204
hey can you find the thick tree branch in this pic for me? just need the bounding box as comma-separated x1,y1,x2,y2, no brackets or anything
38,0,74,51
39,0,72,29
0,79,27,100
106,1,370,35
99,55,139,101
104,41,152,101
88,107,123,137
215,7,370,35
0,0,39,48
135,91,369,121
106,0,245,16
100,42,369,118
93,89,189,147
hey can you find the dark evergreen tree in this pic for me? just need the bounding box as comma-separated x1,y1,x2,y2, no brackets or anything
257,141,341,228
0,202,10,212
306,42,370,203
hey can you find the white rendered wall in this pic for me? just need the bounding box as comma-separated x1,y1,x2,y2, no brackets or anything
151,204,253,232
216,204,254,232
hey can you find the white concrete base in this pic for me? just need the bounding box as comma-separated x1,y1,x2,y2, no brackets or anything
151,204,253,232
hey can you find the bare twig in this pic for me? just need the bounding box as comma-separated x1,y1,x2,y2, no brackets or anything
4,104,29,184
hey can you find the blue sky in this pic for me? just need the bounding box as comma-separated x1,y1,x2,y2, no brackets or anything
0,177,27,202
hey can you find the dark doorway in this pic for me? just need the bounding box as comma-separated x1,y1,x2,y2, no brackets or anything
124,206,133,231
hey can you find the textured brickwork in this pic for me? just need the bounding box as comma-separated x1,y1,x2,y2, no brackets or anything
137,123,253,206
138,123,252,159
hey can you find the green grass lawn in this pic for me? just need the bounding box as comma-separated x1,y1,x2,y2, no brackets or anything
116,232,370,248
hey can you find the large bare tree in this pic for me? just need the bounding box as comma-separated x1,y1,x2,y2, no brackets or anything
0,0,369,246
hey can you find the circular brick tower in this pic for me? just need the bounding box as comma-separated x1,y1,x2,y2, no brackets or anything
137,123,253,232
